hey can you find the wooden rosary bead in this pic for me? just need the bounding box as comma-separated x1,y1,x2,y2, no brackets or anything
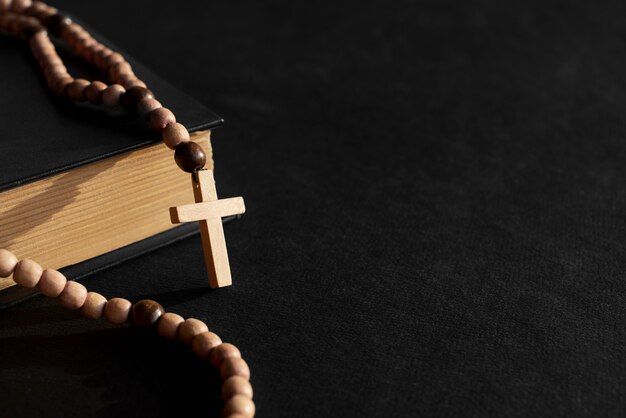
192,331,223,360
0,249,18,278
105,52,125,67
149,107,176,131
49,75,73,96
22,23,44,40
84,80,107,105
84,42,103,64
121,86,153,109
104,297,132,324
29,27,50,44
94,47,113,69
37,268,67,297
108,61,132,80
129,299,165,328
116,74,140,89
23,1,48,18
43,12,71,36
38,51,62,68
66,78,90,101
162,122,190,150
222,376,253,400
102,84,125,107
73,35,93,57
220,357,251,381
13,258,43,288
222,395,256,417
11,0,32,13
174,142,206,173
125,79,147,89
157,312,184,340
81,292,107,319
137,97,162,118
179,318,209,344
58,280,88,309
44,63,67,79
210,343,242,369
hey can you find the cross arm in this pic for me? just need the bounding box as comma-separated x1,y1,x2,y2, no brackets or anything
169,197,246,224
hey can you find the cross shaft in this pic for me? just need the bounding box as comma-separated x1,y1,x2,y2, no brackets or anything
169,170,245,288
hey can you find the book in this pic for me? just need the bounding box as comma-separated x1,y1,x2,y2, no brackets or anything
0,17,224,304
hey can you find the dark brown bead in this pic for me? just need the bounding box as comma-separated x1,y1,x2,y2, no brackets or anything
129,299,165,328
43,13,71,36
174,142,206,173
121,86,153,109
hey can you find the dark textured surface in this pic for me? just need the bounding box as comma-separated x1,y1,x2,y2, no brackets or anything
2,0,626,417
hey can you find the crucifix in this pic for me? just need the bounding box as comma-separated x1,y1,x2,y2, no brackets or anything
169,169,245,288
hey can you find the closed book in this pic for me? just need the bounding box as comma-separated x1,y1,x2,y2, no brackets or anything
0,17,224,307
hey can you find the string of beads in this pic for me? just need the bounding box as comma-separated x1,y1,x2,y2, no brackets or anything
0,248,256,418
0,0,207,173
0,1,255,416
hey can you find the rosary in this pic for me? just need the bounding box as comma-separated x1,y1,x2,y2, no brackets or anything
0,1,255,417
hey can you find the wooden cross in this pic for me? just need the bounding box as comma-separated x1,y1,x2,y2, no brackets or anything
169,170,245,288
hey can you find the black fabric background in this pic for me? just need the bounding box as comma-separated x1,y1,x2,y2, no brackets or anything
2,0,626,417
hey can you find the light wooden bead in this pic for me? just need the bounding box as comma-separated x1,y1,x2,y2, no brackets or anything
29,31,51,51
58,281,87,309
39,52,62,68
67,78,90,101
45,70,68,82
11,0,32,13
137,97,161,118
84,80,107,105
72,34,92,55
50,75,73,96
210,343,241,369
44,64,67,79
13,259,42,288
222,376,253,400
0,249,18,278
162,122,190,150
149,107,176,131
7,16,20,34
82,292,107,319
38,268,67,297
109,61,132,80
84,43,103,63
117,75,141,89
191,331,223,360
104,297,132,324
220,357,251,381
94,47,113,69
179,318,208,344
126,79,147,89
105,52,124,67
222,395,255,417
157,312,184,340
102,84,125,107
